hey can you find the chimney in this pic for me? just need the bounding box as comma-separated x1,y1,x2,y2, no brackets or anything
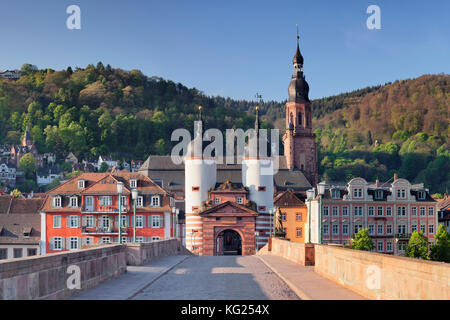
376,179,379,187
394,173,398,181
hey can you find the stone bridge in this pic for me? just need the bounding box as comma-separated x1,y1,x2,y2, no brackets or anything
0,238,448,300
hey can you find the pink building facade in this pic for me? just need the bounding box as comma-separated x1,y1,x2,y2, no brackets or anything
315,176,438,256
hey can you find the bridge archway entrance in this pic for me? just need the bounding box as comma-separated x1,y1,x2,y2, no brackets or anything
216,229,242,256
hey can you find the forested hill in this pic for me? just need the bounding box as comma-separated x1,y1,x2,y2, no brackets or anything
0,64,448,193
0,63,267,161
311,74,449,194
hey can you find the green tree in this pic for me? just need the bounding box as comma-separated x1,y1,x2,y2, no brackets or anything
429,225,450,262
19,153,36,179
99,162,109,173
351,228,374,251
405,231,429,259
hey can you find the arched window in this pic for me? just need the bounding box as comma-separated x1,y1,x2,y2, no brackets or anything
289,113,294,126
298,112,303,126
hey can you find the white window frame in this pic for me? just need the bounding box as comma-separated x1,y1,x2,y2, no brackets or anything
236,197,243,204
377,207,383,216
331,189,340,199
69,196,78,208
53,237,63,250
420,207,426,216
101,237,111,244
323,206,329,216
214,197,221,204
151,215,162,228
130,179,137,189
386,241,393,252
69,215,79,228
428,224,434,234
377,241,384,252
136,196,144,207
323,224,329,235
368,207,374,216
369,224,375,235
136,236,144,243
53,215,61,228
100,196,112,206
69,237,79,250
417,191,425,200
332,224,339,235
151,195,160,207
342,206,348,216
412,224,417,232
386,224,392,235
428,207,434,216
377,224,383,235
386,207,392,216
85,215,95,228
332,206,338,216
342,224,349,235
135,215,144,228
78,180,85,189
411,207,417,216
53,196,62,208
151,236,160,242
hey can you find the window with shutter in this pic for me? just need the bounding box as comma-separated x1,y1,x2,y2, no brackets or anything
50,237,54,250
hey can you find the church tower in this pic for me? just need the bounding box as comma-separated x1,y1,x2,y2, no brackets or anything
282,34,318,186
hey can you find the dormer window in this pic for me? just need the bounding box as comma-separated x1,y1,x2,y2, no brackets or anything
331,189,340,199
353,188,363,198
417,191,426,200
396,189,406,198
130,179,137,188
53,196,62,208
69,196,78,208
375,190,383,200
151,195,160,207
78,180,85,189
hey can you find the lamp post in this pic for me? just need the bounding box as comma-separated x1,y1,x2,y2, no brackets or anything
306,189,315,243
317,182,326,245
131,188,138,243
116,181,124,244
254,231,259,254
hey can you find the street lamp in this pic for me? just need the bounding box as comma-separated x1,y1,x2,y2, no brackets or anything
117,181,124,244
254,231,259,254
317,182,326,245
306,188,315,243
131,188,138,243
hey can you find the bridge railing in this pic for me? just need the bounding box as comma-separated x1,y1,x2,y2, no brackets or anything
0,238,188,300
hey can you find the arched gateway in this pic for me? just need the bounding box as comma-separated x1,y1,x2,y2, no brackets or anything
216,229,242,255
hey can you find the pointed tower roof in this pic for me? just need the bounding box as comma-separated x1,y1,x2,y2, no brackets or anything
293,35,304,65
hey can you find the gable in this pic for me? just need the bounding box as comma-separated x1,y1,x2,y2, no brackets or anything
200,201,258,216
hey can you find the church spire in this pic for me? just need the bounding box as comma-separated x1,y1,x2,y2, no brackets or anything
288,30,310,103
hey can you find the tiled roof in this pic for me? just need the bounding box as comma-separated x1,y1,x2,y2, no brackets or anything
274,189,306,207
41,171,172,212
140,155,312,191
0,214,40,245
0,196,45,214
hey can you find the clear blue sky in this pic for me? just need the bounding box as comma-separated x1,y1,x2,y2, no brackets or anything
0,0,449,101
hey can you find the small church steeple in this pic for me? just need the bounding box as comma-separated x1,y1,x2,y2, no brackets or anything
22,123,33,147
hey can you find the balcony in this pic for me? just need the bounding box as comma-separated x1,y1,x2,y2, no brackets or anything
395,233,411,240
82,206,128,213
81,226,128,235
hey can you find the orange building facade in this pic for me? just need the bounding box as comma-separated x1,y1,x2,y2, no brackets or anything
40,171,178,254
274,190,308,243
